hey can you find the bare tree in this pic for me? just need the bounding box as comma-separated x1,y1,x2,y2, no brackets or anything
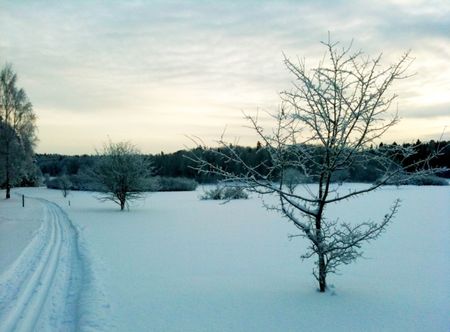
59,174,71,198
91,141,152,211
191,38,445,292
282,167,305,194
0,64,37,199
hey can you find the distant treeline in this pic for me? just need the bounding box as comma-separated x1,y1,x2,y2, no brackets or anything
36,140,450,185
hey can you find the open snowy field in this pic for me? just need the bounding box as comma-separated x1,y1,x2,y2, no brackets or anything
1,185,449,331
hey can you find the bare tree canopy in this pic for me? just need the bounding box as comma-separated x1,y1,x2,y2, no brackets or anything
191,38,446,292
0,63,38,198
90,141,153,211
59,174,71,198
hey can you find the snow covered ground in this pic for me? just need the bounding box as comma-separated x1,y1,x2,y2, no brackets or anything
0,195,42,273
1,185,449,331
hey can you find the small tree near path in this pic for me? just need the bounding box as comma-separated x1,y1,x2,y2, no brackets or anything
59,174,71,198
191,38,446,292
91,141,152,211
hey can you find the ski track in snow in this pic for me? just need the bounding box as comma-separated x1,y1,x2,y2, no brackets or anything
0,198,83,332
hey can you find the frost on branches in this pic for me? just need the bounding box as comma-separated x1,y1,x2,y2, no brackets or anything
191,38,446,292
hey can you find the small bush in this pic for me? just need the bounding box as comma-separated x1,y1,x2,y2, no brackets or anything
154,176,198,192
46,174,199,192
379,174,449,186
201,184,248,200
70,173,104,191
46,174,109,191
45,177,63,189
201,186,223,200
223,186,248,199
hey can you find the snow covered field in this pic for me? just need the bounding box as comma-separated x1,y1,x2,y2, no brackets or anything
1,185,449,331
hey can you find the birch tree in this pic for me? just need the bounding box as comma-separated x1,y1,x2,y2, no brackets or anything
191,39,445,292
0,64,37,199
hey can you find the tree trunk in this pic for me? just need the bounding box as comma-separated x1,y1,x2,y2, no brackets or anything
5,144,10,199
315,205,327,292
120,199,125,211
318,252,326,292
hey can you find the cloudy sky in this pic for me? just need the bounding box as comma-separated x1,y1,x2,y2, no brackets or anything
1,0,449,154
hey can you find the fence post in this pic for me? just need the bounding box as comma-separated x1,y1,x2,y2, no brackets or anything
22,194,25,207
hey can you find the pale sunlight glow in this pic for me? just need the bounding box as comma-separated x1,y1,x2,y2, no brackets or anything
0,0,448,154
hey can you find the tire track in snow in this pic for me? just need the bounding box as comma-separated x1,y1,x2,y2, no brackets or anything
0,199,83,332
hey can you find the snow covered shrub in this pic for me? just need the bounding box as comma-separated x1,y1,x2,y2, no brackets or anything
282,168,305,193
45,177,62,189
411,176,448,185
222,186,248,200
67,173,102,191
200,186,223,200
155,176,198,191
381,174,448,186
201,184,248,200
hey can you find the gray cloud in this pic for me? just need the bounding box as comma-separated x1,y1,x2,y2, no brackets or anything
401,102,450,119
0,0,448,153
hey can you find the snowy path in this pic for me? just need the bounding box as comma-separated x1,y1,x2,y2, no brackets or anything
0,198,82,332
